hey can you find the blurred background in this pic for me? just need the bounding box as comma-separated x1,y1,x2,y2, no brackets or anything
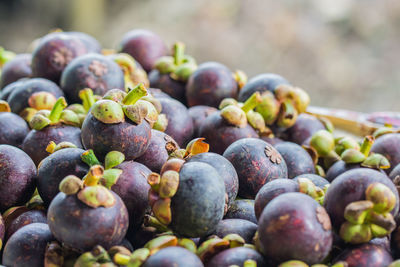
0,0,399,112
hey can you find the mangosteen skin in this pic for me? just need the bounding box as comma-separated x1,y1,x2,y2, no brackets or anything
260,135,284,146
2,223,54,267
237,73,289,102
143,246,204,267
81,113,151,161
324,168,399,229
0,145,36,212
7,77,64,114
68,31,102,53
206,247,266,267
333,243,393,267
60,53,125,103
112,161,152,229
119,29,168,72
157,97,194,147
199,112,259,155
275,142,315,178
371,133,400,173
292,173,329,189
37,148,88,206
22,125,83,166
0,80,26,101
148,69,186,104
283,114,325,145
223,138,288,199
186,152,239,208
258,192,332,264
390,163,400,180
148,87,172,99
47,191,129,252
5,210,47,240
188,105,218,138
0,53,32,89
224,199,258,224
186,62,238,108
325,161,361,182
136,130,179,173
213,219,257,243
170,162,226,238
31,32,88,83
254,179,298,220
0,112,29,147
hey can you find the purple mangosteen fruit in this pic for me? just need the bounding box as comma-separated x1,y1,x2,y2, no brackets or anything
0,101,29,147
224,199,257,224
0,53,32,89
188,105,218,137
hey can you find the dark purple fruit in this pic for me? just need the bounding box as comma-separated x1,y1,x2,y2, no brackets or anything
186,62,238,108
254,179,298,220
0,145,36,212
2,223,54,267
258,192,332,264
207,247,266,267
292,173,329,189
371,133,400,173
68,31,102,53
119,29,167,72
283,114,325,145
390,163,400,180
213,219,257,243
275,142,315,178
325,161,361,182
199,111,259,154
333,243,393,267
148,87,172,99
32,32,88,83
260,135,284,146
0,54,32,89
143,246,204,267
60,53,125,103
22,125,83,166
223,138,288,199
37,148,89,206
136,129,179,173
157,97,194,147
237,73,289,102
186,152,239,208
224,199,257,224
188,105,218,138
5,209,47,240
7,78,64,114
0,109,29,147
112,161,152,229
0,80,26,101
149,69,186,103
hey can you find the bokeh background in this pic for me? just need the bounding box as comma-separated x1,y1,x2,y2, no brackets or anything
0,0,399,112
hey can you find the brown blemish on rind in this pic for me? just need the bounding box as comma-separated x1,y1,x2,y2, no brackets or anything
316,206,331,231
264,144,282,164
89,60,108,77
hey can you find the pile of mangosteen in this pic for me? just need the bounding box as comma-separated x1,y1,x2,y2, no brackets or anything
0,29,399,267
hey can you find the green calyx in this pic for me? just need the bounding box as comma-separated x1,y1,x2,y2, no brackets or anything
144,235,178,255
46,141,77,154
74,245,113,267
233,70,248,89
361,153,390,170
0,47,16,67
91,99,125,124
197,237,230,263
153,113,168,132
276,100,298,128
373,126,398,139
222,234,245,248
255,91,280,125
81,149,101,167
360,135,375,157
104,151,125,170
59,175,84,195
220,105,247,127
28,91,57,111
219,98,238,110
112,53,150,91
297,178,325,205
155,56,176,74
0,100,11,112
310,130,335,157
335,136,360,155
341,149,366,164
122,83,148,105
102,89,127,104
247,110,268,134
123,99,158,126
79,88,97,112
278,260,309,267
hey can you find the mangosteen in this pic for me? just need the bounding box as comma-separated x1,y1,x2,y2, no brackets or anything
371,133,400,173
31,32,88,83
223,138,288,198
148,87,172,99
67,31,102,53
275,142,315,178
119,29,168,72
390,163,400,180
5,209,47,240
258,192,332,264
0,145,36,212
326,160,362,182
143,246,203,267
260,135,284,146
186,62,238,108
0,80,26,101
333,243,393,267
283,114,326,145
213,219,257,244
47,166,129,252
188,105,218,137
292,173,329,189
60,53,125,103
0,101,29,147
207,247,266,267
136,129,179,173
2,223,54,267
224,199,258,224
0,53,32,89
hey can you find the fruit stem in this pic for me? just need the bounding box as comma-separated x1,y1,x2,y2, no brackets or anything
81,150,101,167
173,42,185,66
79,88,96,112
48,97,67,123
122,83,147,105
0,100,11,112
360,135,375,157
144,215,171,233
83,165,104,186
241,92,262,113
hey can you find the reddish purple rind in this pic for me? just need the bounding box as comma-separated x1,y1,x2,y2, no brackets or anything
292,173,329,189
325,161,361,182
223,138,288,199
188,105,218,138
390,163,400,180
119,29,168,73
60,53,125,103
334,244,393,267
259,135,284,146
199,112,259,155
213,219,257,243
143,246,204,267
3,223,54,267
282,114,325,145
258,192,332,264
324,168,399,229
6,210,47,240
149,70,187,104
136,130,179,173
186,62,238,108
207,247,266,267
67,32,102,53
0,54,32,89
22,125,83,166
371,133,400,174
254,179,298,220
0,112,29,147
224,199,258,224
37,148,88,206
81,113,151,161
0,80,26,101
0,145,36,212
112,161,152,229
47,191,129,252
